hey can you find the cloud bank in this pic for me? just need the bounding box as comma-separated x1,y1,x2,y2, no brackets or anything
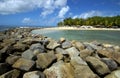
0,0,69,17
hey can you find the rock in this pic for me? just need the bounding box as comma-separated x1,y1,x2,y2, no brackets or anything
55,47,68,55
47,39,60,49
0,69,20,78
30,43,45,53
59,37,66,43
13,42,29,52
101,58,118,71
62,41,72,49
70,56,99,78
86,56,110,76
55,53,64,61
44,61,74,78
36,51,56,69
74,41,85,51
80,48,92,59
6,55,20,65
12,58,35,71
98,49,120,64
114,46,120,52
23,71,45,78
65,47,80,57
22,49,37,60
83,42,95,52
0,63,10,75
104,70,120,78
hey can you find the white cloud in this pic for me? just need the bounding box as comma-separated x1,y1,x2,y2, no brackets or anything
58,6,69,18
22,18,32,23
73,11,102,19
0,0,69,16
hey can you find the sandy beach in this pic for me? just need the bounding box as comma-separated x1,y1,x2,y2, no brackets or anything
41,27,120,31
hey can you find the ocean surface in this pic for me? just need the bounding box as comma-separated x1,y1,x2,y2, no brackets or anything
32,29,120,46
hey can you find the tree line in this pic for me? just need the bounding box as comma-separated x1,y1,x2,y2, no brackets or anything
57,16,120,28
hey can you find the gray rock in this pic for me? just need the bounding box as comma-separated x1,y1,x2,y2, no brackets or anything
22,49,37,60
86,56,110,76
30,43,45,53
0,69,20,78
62,41,72,49
12,58,35,71
23,71,45,78
6,55,20,65
47,40,60,49
55,47,68,55
36,51,56,69
104,70,120,78
0,63,10,75
65,47,80,57
101,58,118,71
44,61,74,78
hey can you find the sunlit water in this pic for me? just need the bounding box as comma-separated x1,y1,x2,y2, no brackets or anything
32,29,120,46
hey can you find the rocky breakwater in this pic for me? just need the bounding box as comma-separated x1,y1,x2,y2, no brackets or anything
0,28,120,78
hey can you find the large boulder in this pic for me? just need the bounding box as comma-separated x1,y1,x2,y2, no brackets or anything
101,58,118,71
62,41,72,49
5,55,20,65
73,41,85,51
23,71,45,78
0,69,20,78
12,58,35,71
44,61,74,78
36,51,56,69
65,47,80,57
30,43,45,53
98,49,120,64
70,56,99,78
104,70,120,78
46,39,60,50
55,47,68,55
86,56,110,76
80,48,92,59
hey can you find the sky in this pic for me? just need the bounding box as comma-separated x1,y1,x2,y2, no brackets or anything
0,0,120,26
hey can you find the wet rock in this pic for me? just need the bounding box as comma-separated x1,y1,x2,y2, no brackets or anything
0,69,20,78
36,51,56,69
65,47,80,57
13,42,29,52
44,61,74,78
101,58,118,71
0,63,10,75
98,49,120,64
23,71,45,78
30,43,45,53
47,39,60,50
62,41,72,49
12,58,35,71
74,41,85,51
55,47,68,55
6,55,20,65
80,48,92,59
86,56,110,76
104,70,120,78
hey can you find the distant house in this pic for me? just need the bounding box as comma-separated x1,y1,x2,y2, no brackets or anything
80,26,94,29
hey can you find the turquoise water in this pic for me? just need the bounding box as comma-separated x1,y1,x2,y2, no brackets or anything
32,30,120,45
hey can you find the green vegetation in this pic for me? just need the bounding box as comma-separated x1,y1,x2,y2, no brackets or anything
57,16,120,28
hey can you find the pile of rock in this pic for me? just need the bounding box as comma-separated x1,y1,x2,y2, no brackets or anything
0,28,120,78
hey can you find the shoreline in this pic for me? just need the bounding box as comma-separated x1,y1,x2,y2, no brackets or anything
41,27,120,31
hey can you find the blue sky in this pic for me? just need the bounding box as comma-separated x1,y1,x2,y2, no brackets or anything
0,0,120,26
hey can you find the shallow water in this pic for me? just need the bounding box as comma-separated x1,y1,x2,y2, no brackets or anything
32,30,120,46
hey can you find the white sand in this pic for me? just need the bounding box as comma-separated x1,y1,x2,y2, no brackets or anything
41,27,120,31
